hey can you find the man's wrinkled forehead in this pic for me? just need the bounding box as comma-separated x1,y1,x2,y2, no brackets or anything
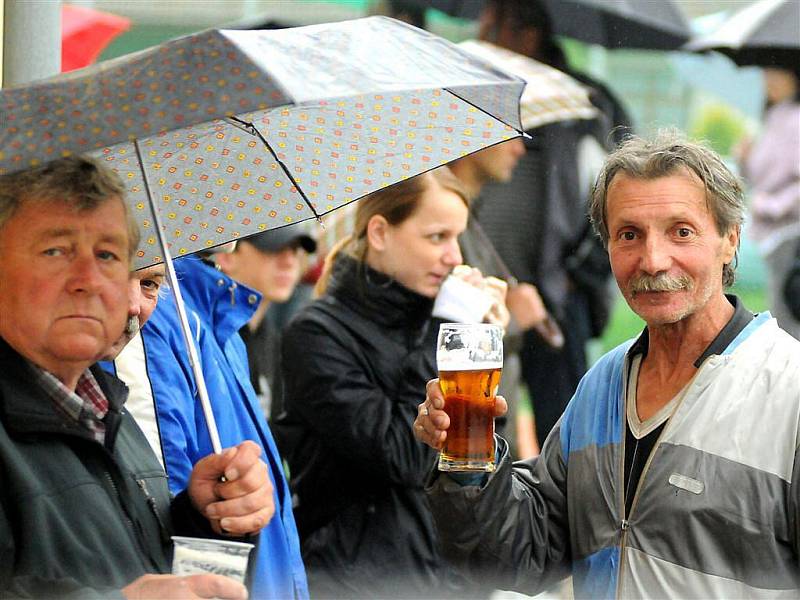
1,196,129,248
34,224,129,249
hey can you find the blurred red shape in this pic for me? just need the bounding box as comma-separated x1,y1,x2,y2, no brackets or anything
62,4,131,72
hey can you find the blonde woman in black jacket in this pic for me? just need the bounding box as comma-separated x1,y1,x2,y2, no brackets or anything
275,167,503,599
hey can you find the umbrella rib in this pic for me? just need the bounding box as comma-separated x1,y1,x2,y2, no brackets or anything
227,115,322,222
133,138,224,455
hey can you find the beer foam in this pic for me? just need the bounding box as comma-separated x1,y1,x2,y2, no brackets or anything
438,362,503,371
437,345,502,371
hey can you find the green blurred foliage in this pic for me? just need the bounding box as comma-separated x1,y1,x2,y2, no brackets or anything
689,103,748,157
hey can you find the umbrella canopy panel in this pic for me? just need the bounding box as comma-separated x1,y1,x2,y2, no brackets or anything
224,18,524,127
1,17,524,178
97,88,519,269
1,29,289,174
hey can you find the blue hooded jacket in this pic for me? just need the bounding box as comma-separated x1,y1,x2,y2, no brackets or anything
124,256,308,600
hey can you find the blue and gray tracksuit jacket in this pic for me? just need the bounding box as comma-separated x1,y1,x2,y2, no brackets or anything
429,309,800,598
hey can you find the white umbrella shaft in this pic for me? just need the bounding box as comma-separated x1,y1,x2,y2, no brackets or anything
134,140,224,455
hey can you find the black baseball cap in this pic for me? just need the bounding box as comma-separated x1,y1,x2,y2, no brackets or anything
242,227,317,254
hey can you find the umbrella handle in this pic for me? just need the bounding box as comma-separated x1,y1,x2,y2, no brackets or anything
134,140,224,455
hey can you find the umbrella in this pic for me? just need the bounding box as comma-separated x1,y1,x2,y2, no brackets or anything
62,4,131,73
0,16,524,452
685,0,800,70
543,0,690,50
413,0,691,50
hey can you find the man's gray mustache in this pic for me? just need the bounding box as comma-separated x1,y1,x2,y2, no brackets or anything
630,273,692,294
124,315,140,336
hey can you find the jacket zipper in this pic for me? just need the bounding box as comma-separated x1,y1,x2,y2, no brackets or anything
137,478,172,545
614,358,703,598
615,359,631,599
105,472,136,533
104,470,152,565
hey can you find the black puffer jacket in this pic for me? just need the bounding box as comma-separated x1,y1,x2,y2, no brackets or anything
275,254,448,599
0,337,211,599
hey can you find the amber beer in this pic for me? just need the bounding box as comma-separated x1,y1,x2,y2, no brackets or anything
438,367,502,471
436,323,503,472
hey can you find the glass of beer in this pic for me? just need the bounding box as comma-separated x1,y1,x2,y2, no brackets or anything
436,323,503,472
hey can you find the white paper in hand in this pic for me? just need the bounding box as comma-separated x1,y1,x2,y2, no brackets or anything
433,275,494,323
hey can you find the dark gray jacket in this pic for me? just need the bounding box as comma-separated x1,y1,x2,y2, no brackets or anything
0,337,210,599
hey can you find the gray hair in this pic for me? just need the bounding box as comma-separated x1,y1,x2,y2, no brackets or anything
0,157,140,260
589,130,745,287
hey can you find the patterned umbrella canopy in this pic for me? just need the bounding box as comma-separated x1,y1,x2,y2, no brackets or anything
0,16,525,269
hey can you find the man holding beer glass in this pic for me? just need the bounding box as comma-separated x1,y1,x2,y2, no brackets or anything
413,133,800,598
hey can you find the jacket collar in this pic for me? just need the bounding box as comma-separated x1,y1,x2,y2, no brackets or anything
629,294,754,368
327,253,434,329
0,337,128,449
173,256,260,343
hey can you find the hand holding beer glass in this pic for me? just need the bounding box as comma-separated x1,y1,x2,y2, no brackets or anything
436,323,503,472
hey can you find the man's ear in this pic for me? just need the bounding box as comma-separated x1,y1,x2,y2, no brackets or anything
722,225,740,264
214,251,235,273
366,214,390,252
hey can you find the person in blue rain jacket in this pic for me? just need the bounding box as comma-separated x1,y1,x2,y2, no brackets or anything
116,254,308,600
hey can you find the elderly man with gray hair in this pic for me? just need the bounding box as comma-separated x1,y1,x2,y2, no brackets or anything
414,131,800,598
0,157,274,599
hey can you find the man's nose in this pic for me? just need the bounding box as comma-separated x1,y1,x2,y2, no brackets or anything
67,253,106,293
128,279,142,318
639,235,672,274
